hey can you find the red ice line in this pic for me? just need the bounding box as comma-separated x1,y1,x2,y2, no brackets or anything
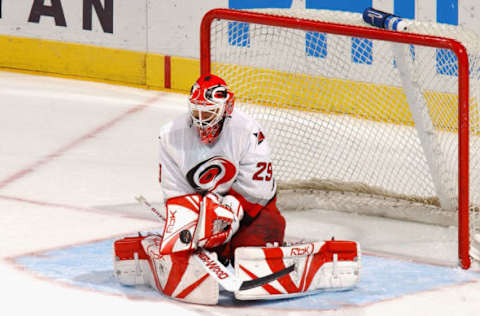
0,94,162,190
0,193,158,223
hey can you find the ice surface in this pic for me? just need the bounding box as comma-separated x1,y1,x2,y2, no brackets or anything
0,71,479,315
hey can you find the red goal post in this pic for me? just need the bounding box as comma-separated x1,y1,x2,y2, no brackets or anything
200,8,472,269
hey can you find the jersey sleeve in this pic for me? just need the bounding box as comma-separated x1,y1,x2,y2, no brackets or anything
230,128,277,218
158,129,196,201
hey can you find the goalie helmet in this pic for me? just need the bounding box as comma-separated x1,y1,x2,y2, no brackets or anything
188,74,235,144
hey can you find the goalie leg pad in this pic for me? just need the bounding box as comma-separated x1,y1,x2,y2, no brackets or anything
113,235,151,286
114,235,219,305
142,235,219,305
233,240,361,300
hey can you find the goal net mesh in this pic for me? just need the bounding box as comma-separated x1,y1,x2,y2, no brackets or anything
206,9,480,263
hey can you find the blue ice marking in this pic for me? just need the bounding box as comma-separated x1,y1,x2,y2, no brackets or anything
14,238,480,310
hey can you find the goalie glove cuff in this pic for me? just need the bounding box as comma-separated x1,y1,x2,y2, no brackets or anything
196,193,244,249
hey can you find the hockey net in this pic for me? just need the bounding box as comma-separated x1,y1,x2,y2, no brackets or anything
200,8,480,268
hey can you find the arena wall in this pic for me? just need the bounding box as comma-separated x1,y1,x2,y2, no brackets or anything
0,0,477,93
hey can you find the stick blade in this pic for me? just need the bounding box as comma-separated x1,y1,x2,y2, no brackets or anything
239,264,295,291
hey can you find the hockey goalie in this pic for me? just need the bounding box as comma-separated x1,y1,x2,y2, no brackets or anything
113,74,361,304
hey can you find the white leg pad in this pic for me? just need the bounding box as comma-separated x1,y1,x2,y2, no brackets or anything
114,257,152,286
234,240,361,300
141,235,219,305
113,236,152,286
113,235,219,305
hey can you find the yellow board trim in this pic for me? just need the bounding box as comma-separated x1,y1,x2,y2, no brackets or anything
215,63,479,132
146,53,165,89
171,56,200,91
0,34,475,132
0,34,145,85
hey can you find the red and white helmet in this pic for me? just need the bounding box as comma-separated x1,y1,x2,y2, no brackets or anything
188,74,234,144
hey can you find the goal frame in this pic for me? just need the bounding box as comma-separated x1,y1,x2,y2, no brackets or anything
199,8,471,269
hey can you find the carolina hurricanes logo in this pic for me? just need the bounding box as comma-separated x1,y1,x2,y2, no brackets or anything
253,131,265,145
186,156,237,193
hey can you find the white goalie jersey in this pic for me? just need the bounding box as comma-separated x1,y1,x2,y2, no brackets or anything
158,108,277,217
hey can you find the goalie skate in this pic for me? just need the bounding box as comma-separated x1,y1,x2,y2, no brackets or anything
234,239,361,300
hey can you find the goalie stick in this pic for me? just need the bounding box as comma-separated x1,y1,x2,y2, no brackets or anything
134,195,294,292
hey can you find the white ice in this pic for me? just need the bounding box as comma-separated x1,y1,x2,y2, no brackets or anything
0,71,479,316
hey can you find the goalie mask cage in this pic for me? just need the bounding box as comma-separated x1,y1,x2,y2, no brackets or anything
200,8,480,269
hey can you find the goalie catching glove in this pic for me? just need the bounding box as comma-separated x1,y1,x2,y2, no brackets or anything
197,194,244,248
159,193,244,254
